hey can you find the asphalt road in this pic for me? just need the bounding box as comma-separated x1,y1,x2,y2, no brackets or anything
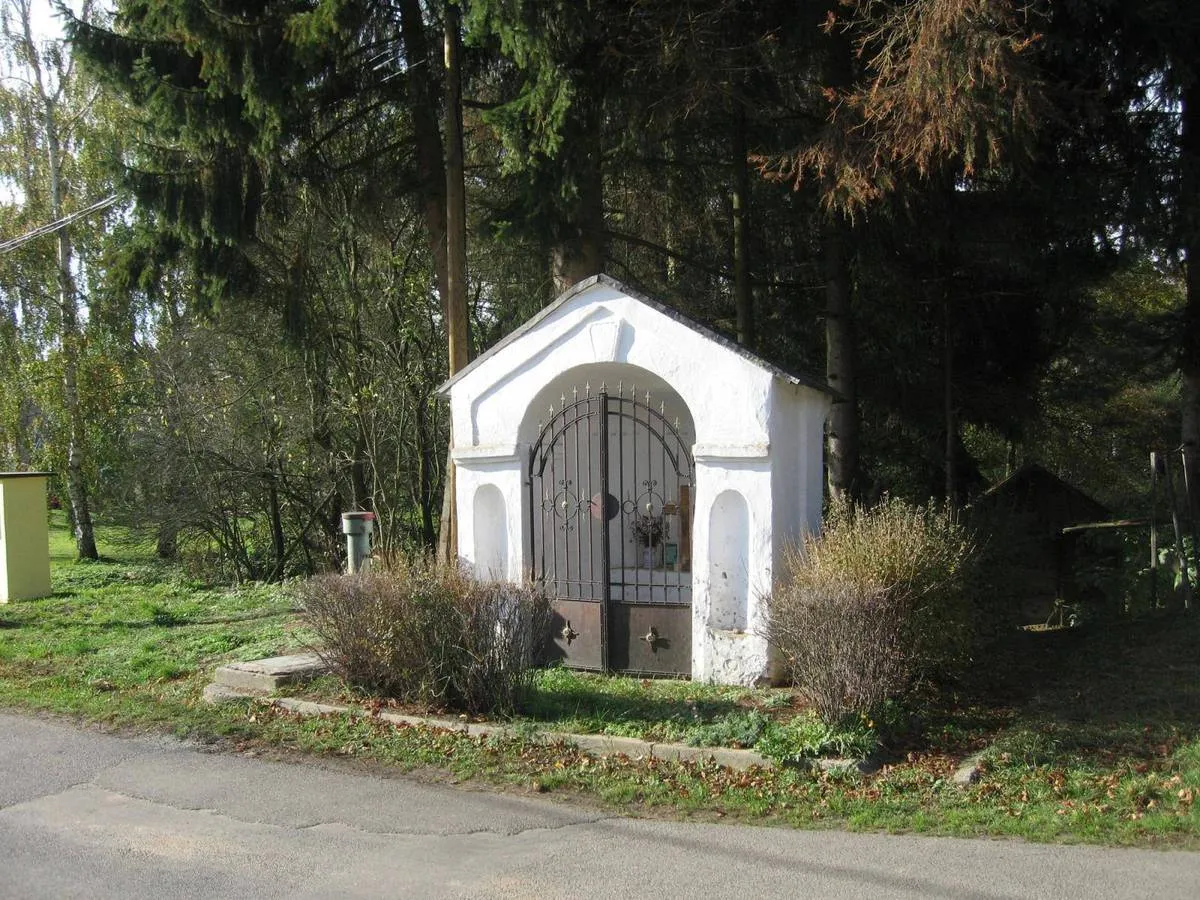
2,712,1198,899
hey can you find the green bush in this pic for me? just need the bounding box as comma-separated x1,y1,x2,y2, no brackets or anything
686,709,772,749
755,711,881,763
295,556,552,716
765,496,975,724
1076,528,1193,617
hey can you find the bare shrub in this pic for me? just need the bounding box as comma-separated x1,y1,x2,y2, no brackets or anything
765,496,975,723
294,556,551,716
766,582,909,724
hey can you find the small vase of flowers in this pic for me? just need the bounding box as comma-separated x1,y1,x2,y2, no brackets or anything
631,512,666,568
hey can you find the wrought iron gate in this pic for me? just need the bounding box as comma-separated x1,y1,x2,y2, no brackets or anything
529,384,694,676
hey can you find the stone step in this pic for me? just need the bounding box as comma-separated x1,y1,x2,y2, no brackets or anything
212,652,329,694
202,682,256,705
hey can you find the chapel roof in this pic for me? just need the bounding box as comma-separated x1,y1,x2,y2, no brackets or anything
436,274,834,397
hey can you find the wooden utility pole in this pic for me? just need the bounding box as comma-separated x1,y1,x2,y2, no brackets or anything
731,102,754,350
438,1,470,564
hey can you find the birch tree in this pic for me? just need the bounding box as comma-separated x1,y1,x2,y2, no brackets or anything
0,0,104,557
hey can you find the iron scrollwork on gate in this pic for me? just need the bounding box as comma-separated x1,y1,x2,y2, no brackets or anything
529,383,694,676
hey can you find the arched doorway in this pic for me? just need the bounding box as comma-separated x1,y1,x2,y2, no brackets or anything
528,379,694,675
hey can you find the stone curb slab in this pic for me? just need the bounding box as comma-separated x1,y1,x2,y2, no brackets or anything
213,653,329,694
202,682,258,704
548,732,656,760
952,752,985,786
272,697,348,717
379,710,468,733
204,682,776,771
204,658,878,775
650,742,770,770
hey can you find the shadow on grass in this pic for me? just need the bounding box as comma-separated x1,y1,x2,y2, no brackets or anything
519,676,744,730
5,599,293,632
952,611,1200,766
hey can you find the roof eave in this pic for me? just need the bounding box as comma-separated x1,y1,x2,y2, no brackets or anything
435,273,836,399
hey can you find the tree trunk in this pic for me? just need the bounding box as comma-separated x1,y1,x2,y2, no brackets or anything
60,281,97,559
824,213,858,502
304,347,343,552
943,293,956,510
398,0,450,308
444,5,470,379
415,394,437,547
731,103,754,349
551,102,605,294
156,522,178,560
663,139,682,285
33,49,97,559
1181,81,1200,510
822,25,858,504
351,431,371,512
266,468,286,581
15,393,34,468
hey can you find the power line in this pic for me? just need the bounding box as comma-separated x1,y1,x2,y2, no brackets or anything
0,194,121,254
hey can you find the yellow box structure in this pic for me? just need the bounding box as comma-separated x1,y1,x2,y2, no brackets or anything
0,472,53,602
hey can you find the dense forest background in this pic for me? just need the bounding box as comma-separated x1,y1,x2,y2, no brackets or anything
0,0,1194,581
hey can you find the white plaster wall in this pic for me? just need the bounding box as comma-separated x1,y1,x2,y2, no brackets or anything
707,490,750,632
448,281,828,685
454,456,526,583
472,484,508,580
691,457,773,685
768,382,830,570
769,386,800,575
450,286,773,457
759,383,832,683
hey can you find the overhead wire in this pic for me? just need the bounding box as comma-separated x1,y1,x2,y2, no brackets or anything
0,193,121,254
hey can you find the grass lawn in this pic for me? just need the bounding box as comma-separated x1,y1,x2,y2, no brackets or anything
2,513,1199,846
302,665,810,749
0,513,310,730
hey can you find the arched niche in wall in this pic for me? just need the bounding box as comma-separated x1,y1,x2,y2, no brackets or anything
707,489,749,631
473,484,507,580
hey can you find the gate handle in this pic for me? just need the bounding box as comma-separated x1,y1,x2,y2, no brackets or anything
561,621,579,645
641,626,661,651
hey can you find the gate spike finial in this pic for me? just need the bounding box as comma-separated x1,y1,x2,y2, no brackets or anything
645,390,651,405
584,381,590,398
572,385,578,402
616,379,622,396
630,382,636,399
560,392,566,408
599,381,606,394
674,416,680,430
660,400,665,415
